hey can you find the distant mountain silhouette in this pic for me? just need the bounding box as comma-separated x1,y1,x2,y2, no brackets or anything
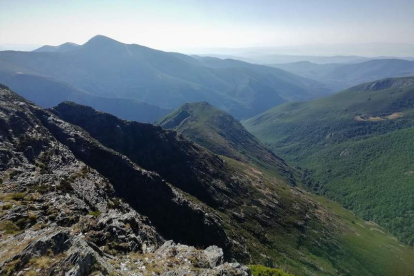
272,59,414,91
33,42,79,52
1,35,331,119
0,71,170,123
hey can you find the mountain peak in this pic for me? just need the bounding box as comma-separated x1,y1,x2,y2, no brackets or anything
33,42,79,53
84,35,123,46
183,101,213,109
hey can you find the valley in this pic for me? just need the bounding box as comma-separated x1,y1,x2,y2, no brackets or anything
244,77,414,247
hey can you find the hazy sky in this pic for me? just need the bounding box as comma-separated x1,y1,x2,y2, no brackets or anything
1,0,414,53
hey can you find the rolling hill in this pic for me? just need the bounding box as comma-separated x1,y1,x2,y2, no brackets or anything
0,35,331,119
244,76,414,246
272,59,414,91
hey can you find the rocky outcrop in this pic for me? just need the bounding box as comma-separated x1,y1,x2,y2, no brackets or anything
32,105,231,252
49,100,355,274
0,84,248,275
52,102,245,209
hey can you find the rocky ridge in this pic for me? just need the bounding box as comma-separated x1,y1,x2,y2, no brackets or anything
0,84,249,275
50,101,362,276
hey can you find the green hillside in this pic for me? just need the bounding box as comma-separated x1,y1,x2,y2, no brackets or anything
244,76,414,246
156,98,414,275
157,101,299,183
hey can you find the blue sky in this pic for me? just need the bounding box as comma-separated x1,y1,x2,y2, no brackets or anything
1,0,413,52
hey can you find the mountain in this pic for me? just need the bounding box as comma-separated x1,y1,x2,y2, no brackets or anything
0,84,251,275
199,43,414,64
51,99,414,276
2,84,414,275
33,42,79,52
0,35,331,119
0,71,170,123
272,59,414,91
157,102,298,183
244,76,414,247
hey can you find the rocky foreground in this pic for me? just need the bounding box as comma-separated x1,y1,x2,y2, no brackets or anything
0,84,249,275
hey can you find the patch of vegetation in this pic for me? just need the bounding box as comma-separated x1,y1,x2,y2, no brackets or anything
8,170,19,180
0,220,20,234
249,265,296,276
1,203,13,210
28,256,53,269
89,210,102,218
15,214,37,229
37,150,53,174
1,259,21,276
11,193,26,201
59,178,74,193
30,183,51,193
108,198,122,210
28,213,38,224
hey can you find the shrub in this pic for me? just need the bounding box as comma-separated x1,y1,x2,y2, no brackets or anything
11,193,25,201
89,210,102,218
2,203,13,210
0,220,20,234
9,170,19,179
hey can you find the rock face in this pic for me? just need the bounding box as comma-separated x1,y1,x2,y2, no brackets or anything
0,84,248,275
49,102,354,275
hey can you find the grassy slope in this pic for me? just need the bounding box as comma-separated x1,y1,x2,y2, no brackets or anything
221,157,414,276
244,77,414,246
157,102,300,183
310,194,414,276
158,99,414,275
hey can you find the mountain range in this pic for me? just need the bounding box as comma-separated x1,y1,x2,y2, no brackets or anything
244,76,414,247
0,35,331,119
2,84,414,275
272,59,414,91
33,42,80,53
